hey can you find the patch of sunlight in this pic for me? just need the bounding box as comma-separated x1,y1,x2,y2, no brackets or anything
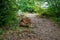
17,10,23,16
41,2,48,9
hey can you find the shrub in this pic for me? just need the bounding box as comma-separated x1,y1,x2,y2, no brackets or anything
0,0,18,27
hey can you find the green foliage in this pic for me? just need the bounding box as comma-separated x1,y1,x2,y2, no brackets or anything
16,0,35,12
0,0,18,27
33,0,60,24
46,0,60,17
3,0,59,25
35,0,60,23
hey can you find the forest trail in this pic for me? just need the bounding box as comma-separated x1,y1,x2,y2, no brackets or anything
24,14,60,40
1,14,60,40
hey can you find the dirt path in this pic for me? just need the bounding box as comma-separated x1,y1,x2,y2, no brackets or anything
25,14,60,40
1,14,60,40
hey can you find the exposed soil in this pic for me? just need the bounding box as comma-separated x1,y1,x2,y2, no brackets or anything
25,14,60,40
0,14,60,40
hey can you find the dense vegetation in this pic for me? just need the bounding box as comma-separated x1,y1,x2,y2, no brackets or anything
47,0,60,23
0,0,18,27
17,0,60,24
0,0,60,27
42,0,60,24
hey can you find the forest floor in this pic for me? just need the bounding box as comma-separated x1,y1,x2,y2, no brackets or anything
0,13,60,40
